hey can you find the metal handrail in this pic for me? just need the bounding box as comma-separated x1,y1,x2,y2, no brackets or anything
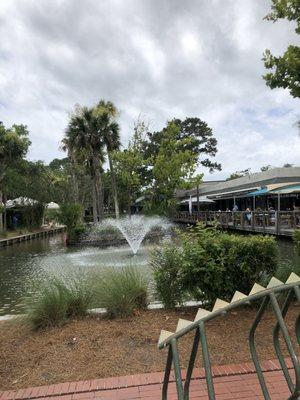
158,275,300,400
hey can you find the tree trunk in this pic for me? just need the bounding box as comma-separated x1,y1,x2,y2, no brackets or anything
92,153,104,222
69,152,79,204
92,181,98,223
96,171,104,220
107,152,119,219
127,190,131,216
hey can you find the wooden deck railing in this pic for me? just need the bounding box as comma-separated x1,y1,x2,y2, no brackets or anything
173,211,300,236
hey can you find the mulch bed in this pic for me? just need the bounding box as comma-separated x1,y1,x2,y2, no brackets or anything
0,304,299,390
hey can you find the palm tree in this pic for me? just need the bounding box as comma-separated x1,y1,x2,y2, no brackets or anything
61,137,79,204
94,100,121,219
65,107,105,222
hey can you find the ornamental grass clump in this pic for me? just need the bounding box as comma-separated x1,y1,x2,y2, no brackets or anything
24,274,93,330
94,266,148,318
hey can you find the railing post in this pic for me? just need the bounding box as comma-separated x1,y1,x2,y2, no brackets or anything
275,211,280,235
269,292,300,399
199,321,216,400
162,346,173,400
249,296,271,400
273,289,295,392
184,328,200,400
171,338,184,400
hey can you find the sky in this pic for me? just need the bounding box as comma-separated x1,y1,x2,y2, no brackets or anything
0,0,299,180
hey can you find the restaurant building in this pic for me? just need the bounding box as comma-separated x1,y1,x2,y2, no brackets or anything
176,167,300,213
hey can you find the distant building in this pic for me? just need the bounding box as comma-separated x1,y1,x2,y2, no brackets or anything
176,167,300,212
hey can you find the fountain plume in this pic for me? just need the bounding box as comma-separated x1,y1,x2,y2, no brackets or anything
93,215,171,255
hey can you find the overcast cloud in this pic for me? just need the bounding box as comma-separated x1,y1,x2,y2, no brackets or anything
0,0,299,180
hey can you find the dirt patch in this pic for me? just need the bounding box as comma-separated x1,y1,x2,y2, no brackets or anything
0,304,299,390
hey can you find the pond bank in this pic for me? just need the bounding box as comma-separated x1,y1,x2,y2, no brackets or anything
0,226,65,247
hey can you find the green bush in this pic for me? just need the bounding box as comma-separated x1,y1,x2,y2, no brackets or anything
293,230,300,255
58,203,84,241
24,275,93,329
93,266,148,318
22,203,45,230
181,225,278,305
150,244,185,308
151,224,279,307
44,208,60,224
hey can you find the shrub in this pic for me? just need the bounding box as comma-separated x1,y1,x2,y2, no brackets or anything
180,225,278,304
150,244,185,308
58,203,84,241
151,224,279,307
293,230,300,255
44,208,60,224
24,275,93,329
21,203,45,230
93,266,148,318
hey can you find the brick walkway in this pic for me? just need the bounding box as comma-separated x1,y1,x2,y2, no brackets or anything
0,359,295,400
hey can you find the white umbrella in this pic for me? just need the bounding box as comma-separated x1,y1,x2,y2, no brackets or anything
46,202,60,210
6,197,37,208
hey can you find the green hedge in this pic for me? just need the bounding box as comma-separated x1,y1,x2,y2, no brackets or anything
151,225,279,308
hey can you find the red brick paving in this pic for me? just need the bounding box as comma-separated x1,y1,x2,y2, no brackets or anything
0,359,297,400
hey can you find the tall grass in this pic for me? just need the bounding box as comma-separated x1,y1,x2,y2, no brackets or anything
24,274,93,330
23,266,149,329
274,261,300,283
93,266,148,318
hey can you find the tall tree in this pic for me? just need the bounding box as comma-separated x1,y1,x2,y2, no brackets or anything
93,100,121,218
0,123,31,232
114,132,145,215
65,107,105,222
263,0,300,98
145,117,221,172
60,138,80,203
151,121,198,213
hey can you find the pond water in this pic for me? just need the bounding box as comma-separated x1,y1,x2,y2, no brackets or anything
0,233,297,316
0,234,155,316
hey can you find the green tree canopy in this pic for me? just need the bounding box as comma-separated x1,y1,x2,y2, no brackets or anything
0,122,31,231
151,121,199,212
263,0,300,98
145,117,221,172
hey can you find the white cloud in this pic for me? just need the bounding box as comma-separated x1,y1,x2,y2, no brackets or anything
0,0,298,180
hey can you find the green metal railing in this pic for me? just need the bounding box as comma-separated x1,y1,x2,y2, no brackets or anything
158,274,300,400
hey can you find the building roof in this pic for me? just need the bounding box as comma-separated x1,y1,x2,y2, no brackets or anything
176,167,300,199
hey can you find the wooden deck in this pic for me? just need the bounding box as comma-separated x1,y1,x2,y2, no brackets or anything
173,211,300,237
